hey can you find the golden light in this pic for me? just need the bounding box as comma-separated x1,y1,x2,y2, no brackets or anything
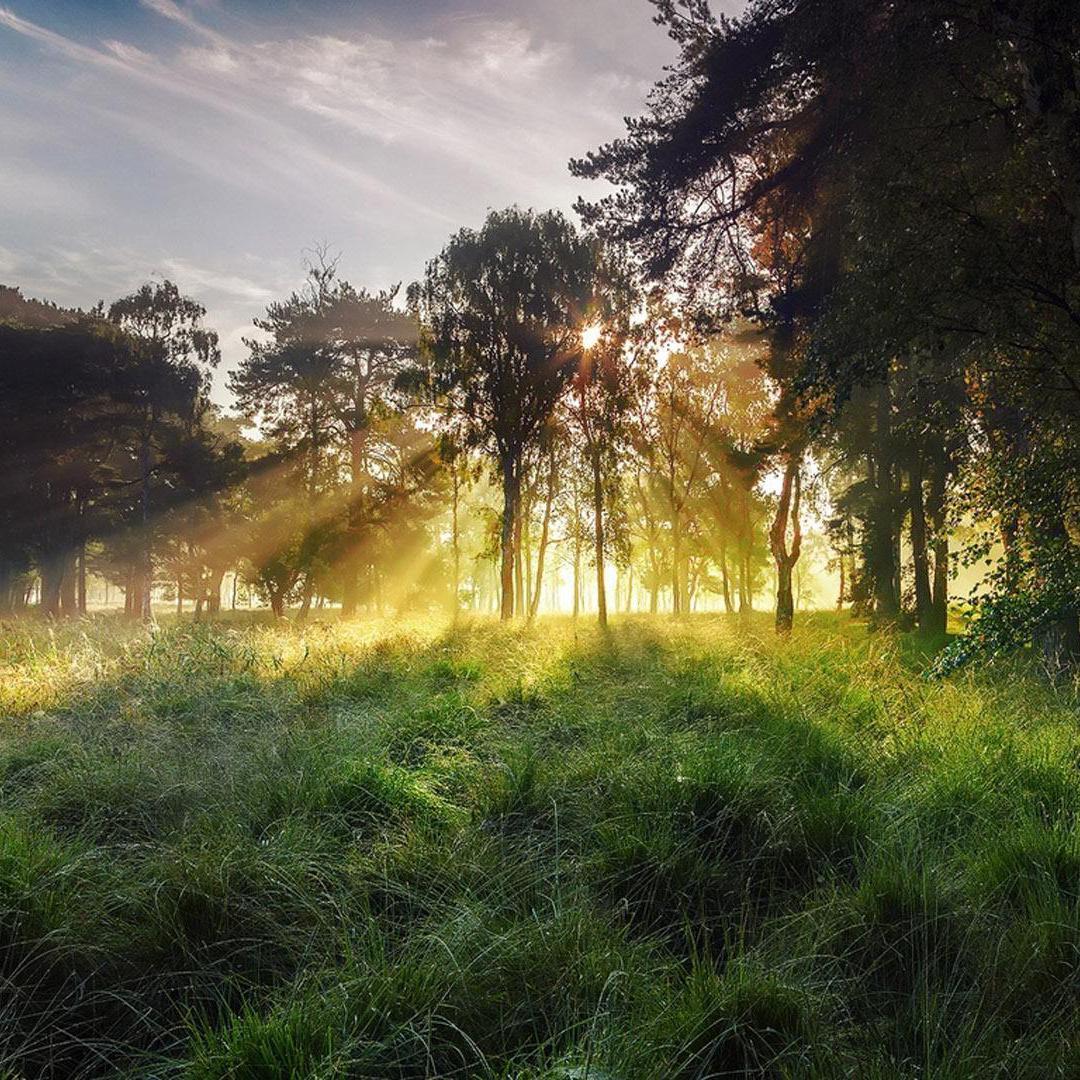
581,322,602,351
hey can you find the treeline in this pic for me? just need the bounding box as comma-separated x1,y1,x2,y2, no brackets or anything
0,283,236,618
2,0,1077,668
0,216,779,626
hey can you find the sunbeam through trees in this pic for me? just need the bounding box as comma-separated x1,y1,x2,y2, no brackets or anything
1,0,1079,1075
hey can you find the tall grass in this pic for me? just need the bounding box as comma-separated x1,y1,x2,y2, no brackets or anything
0,611,1076,1076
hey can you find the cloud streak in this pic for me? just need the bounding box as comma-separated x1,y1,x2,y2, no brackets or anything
0,0,681,402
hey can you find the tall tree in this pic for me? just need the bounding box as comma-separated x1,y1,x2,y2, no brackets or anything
109,281,219,619
563,254,641,627
410,207,597,620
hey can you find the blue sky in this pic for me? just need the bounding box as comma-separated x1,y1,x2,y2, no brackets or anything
0,1,731,399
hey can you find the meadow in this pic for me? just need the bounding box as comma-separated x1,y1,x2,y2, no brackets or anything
0,612,1079,1078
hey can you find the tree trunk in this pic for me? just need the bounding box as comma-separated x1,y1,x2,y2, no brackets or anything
719,540,733,614
529,448,556,620
207,567,225,615
776,566,794,633
739,494,753,617
40,555,63,618
1036,613,1080,673
298,573,313,620
343,424,366,618
451,465,461,616
591,449,607,629
59,553,76,616
671,512,682,617
1033,511,1080,672
769,453,802,636
513,498,525,617
76,540,87,616
909,464,933,632
870,383,900,622
926,460,949,636
138,420,153,621
523,511,533,617
499,455,517,620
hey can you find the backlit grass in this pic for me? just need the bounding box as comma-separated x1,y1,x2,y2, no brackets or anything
0,612,1077,1077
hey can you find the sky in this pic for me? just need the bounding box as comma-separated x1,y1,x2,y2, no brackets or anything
0,0,722,402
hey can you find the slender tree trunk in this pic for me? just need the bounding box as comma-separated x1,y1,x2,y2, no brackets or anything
671,510,682,617
529,448,556,620
572,538,581,618
909,464,933,632
40,554,63,618
523,511,533,617
591,448,607,628
343,412,367,618
871,383,900,622
1037,615,1080,672
298,573,313,620
927,465,949,635
500,455,517,620
719,540,733,614
451,465,461,616
76,539,87,616
1033,511,1080,671
138,418,153,621
738,493,753,617
59,552,76,616
514,507,524,617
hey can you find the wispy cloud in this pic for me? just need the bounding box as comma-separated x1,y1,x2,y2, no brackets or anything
0,0,679,402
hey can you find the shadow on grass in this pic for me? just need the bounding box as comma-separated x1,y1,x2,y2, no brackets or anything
0,612,1077,1076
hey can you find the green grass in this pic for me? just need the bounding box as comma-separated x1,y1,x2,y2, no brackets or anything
0,611,1077,1077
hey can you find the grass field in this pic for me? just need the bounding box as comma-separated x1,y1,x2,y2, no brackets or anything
0,612,1078,1078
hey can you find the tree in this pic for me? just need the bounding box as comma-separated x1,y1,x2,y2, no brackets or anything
574,0,1080,658
563,253,641,627
109,281,220,619
232,262,421,618
0,317,132,616
323,282,418,615
230,263,342,617
410,207,598,620
769,450,802,634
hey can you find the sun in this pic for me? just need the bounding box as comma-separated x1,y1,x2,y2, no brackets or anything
581,322,602,350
